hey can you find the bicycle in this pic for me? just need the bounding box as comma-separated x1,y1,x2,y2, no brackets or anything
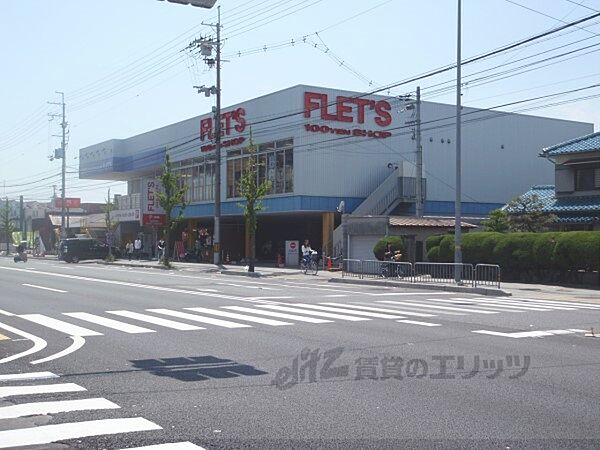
301,251,319,275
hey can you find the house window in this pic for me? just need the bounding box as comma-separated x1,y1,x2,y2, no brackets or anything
575,166,600,191
173,157,215,202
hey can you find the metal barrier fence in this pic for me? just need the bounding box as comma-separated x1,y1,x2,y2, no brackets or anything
342,259,362,278
362,260,412,280
474,264,501,288
341,260,500,287
413,262,474,286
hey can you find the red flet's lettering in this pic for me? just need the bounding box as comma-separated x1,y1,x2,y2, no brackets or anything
200,107,247,142
303,92,392,127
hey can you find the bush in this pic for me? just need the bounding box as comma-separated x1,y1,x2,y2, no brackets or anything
492,233,537,270
553,231,600,272
373,236,405,261
438,235,455,262
426,246,440,262
532,232,561,271
426,234,446,252
462,232,504,265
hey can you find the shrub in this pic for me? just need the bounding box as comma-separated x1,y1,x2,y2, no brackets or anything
492,233,537,271
532,232,561,271
426,234,446,252
438,235,455,262
373,236,405,261
462,232,504,265
553,231,600,271
427,246,440,262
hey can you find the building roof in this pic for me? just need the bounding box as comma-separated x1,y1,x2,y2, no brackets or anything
508,185,600,218
389,216,477,228
541,131,600,157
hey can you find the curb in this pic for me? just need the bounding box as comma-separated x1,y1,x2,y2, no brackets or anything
328,277,512,296
219,269,301,278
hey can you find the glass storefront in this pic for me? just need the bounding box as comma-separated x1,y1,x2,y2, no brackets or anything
226,138,294,198
172,156,216,203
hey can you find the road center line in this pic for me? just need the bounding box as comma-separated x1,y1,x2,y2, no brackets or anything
22,284,67,293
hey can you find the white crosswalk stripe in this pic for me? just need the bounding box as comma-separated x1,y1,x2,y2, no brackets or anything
0,383,86,398
0,417,162,449
124,442,207,449
107,311,204,331
223,306,334,323
63,312,156,334
18,314,103,337
506,297,600,309
378,300,499,314
254,304,370,321
0,398,120,419
414,298,528,312
184,307,292,326
471,297,576,311
0,372,59,382
290,303,405,319
450,298,553,311
149,309,252,328
397,320,441,327
320,303,437,318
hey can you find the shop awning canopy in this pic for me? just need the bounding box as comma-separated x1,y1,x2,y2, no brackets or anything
389,216,477,228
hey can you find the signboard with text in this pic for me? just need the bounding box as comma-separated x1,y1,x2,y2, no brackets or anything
54,198,81,209
142,214,166,226
285,240,299,267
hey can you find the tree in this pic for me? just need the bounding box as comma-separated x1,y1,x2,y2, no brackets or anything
156,154,187,268
373,236,405,261
482,209,509,232
237,137,272,272
505,194,557,232
104,188,118,261
0,199,16,255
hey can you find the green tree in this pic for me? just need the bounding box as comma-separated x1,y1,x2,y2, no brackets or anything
373,236,405,261
156,154,187,268
104,188,118,261
237,137,272,272
0,199,16,255
506,194,557,232
482,209,509,232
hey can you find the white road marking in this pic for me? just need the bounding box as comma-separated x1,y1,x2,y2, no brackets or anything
223,306,334,323
0,417,162,448
379,300,499,314
416,298,527,312
323,294,348,298
471,297,576,311
0,309,15,316
0,383,86,398
472,328,587,339
19,314,103,337
0,321,47,364
508,297,600,309
291,303,404,319
31,336,86,365
322,303,437,318
195,288,219,292
0,397,119,419
217,282,279,291
0,372,58,382
368,292,456,296
148,309,252,329
63,312,156,334
124,442,206,449
22,284,67,293
184,307,292,326
255,305,370,321
397,320,442,327
107,311,204,331
450,297,552,311
245,296,294,300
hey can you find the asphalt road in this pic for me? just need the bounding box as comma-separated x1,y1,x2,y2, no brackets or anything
1,257,600,449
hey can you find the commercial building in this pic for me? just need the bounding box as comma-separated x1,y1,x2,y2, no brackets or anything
79,84,593,262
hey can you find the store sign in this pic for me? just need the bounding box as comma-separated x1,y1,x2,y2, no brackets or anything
112,209,141,223
200,107,247,153
285,240,299,267
303,91,393,140
54,198,81,209
142,214,166,226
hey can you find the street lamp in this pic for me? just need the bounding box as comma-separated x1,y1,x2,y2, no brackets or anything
157,0,223,266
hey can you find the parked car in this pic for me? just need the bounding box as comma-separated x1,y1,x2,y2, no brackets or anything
58,238,120,263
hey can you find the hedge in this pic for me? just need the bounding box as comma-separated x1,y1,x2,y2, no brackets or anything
373,236,405,261
426,231,600,275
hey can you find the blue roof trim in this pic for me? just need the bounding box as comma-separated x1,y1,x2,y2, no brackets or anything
541,131,600,156
507,185,600,218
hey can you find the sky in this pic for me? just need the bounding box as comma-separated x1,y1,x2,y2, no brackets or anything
1,0,600,203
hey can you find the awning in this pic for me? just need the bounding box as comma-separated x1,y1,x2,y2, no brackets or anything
389,216,477,228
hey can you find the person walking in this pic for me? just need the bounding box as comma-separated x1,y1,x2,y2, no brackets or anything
157,238,166,263
134,237,142,260
125,241,134,261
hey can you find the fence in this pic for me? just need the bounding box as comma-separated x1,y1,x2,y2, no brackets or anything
342,259,501,288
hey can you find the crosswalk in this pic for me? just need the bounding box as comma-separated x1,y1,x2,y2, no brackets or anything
0,371,205,449
8,296,600,339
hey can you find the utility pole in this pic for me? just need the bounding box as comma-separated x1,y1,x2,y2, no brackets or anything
415,86,423,218
454,0,463,283
189,6,222,265
19,195,24,241
49,92,67,240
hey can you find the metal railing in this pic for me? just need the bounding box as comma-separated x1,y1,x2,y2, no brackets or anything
342,260,501,287
474,264,501,288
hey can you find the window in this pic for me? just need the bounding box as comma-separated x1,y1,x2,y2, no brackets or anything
226,138,294,198
173,156,215,202
575,166,600,191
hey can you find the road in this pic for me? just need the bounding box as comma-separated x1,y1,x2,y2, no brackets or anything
1,257,599,449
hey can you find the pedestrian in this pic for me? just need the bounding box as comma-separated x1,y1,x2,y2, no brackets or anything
157,238,166,263
134,237,142,260
125,241,134,261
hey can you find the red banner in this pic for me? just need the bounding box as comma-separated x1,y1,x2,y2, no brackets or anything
54,198,81,209
142,214,166,226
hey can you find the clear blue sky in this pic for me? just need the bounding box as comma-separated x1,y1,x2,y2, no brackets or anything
1,0,599,202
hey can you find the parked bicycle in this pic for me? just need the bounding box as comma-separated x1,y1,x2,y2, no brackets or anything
301,250,319,275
